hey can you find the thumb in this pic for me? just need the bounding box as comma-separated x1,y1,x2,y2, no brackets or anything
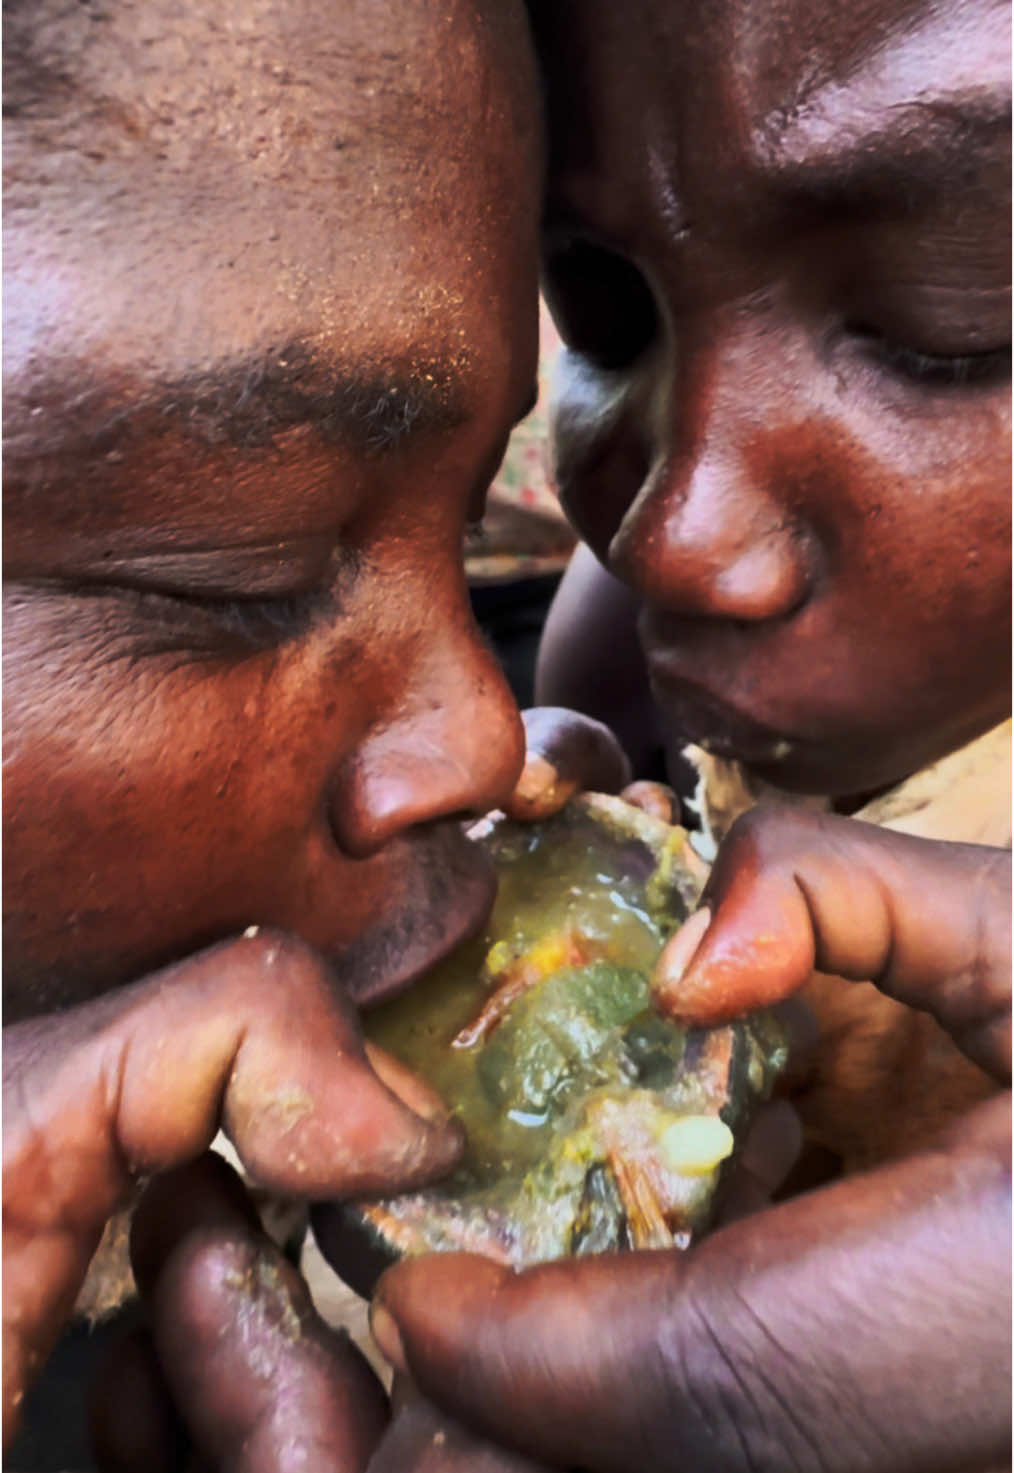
3,929,461,1438
372,1096,1011,1473
653,809,1010,1081
370,1251,686,1473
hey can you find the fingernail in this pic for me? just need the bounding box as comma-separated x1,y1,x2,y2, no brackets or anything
620,781,679,825
370,1301,408,1375
365,1044,451,1126
512,752,561,808
656,906,712,989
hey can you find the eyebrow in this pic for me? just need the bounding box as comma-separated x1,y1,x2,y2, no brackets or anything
758,94,1011,218
5,337,474,470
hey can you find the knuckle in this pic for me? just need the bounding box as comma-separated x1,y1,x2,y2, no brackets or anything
663,1295,798,1473
230,928,332,998
193,930,351,1039
723,806,822,867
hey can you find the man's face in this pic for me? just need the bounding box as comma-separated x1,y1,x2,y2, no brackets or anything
3,0,540,1018
535,0,1011,797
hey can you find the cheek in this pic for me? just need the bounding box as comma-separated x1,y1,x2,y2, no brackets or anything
2,638,339,992
816,400,1011,637
770,397,1011,752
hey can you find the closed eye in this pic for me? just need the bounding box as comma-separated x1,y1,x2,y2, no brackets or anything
852,327,1011,388
60,571,350,660
176,586,338,645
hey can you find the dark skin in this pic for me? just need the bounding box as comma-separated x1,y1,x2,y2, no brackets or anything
353,0,1012,1467
5,0,1008,1467
4,0,586,1465
533,0,1011,799
371,813,1012,1472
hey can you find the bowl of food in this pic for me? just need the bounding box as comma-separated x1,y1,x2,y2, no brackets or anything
320,794,787,1294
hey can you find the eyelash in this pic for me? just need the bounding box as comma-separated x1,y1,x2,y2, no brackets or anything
192,590,332,644
857,330,1011,389
118,582,337,655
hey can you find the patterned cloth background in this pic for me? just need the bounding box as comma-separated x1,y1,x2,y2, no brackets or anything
465,301,576,585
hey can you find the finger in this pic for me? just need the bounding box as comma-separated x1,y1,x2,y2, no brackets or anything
367,1378,555,1473
373,1092,1011,1473
133,1154,389,1473
504,706,632,820
619,780,681,825
3,930,462,1436
652,809,1011,1079
89,1324,189,1473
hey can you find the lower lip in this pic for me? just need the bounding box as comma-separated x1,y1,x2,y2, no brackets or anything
348,837,498,1010
645,660,799,768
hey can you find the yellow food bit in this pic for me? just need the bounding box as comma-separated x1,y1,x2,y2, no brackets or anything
485,940,516,977
524,932,579,978
658,1115,734,1175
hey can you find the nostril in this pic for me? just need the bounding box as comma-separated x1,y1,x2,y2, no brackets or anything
542,236,658,370
327,700,524,859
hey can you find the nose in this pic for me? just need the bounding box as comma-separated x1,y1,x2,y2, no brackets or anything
607,340,814,622
331,609,525,858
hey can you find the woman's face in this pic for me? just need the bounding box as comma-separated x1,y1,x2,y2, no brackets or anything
536,0,1011,797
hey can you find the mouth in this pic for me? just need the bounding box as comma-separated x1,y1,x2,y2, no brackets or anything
332,826,499,1011
644,651,800,770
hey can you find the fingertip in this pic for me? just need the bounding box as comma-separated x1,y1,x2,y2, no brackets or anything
620,780,681,825
227,1041,465,1198
373,1253,508,1362
505,752,575,821
653,907,714,1019
655,887,818,1025
364,1044,455,1128
368,1302,409,1377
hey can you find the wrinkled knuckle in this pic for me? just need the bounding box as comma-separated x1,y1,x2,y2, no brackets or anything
653,1335,752,1470
662,1284,818,1473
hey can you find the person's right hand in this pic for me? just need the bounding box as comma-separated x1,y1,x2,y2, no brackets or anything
3,928,463,1458
504,706,634,822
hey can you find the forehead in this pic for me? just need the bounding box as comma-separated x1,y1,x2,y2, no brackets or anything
4,0,539,413
538,0,1009,233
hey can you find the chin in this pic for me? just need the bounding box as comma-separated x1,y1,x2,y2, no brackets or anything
742,741,914,803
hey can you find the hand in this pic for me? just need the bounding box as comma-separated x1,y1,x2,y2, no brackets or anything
367,1378,556,1473
507,703,680,824
3,929,462,1450
369,812,1011,1473
90,1152,389,1472
89,1154,551,1473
